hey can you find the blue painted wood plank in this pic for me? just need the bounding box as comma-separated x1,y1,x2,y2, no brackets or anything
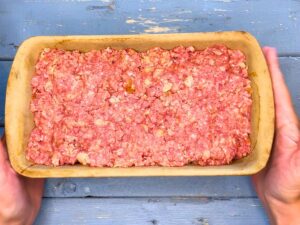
44,176,256,198
0,61,9,126
1,57,299,126
0,0,299,58
280,57,300,115
34,197,269,225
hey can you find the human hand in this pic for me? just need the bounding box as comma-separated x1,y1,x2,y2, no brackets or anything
252,47,300,225
0,135,44,225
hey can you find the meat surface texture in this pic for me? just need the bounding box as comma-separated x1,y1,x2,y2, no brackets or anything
27,45,252,167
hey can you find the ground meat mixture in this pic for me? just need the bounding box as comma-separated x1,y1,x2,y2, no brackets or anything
27,45,252,167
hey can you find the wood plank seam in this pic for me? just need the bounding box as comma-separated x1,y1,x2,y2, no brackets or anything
41,196,260,200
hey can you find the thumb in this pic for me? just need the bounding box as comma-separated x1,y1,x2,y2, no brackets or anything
263,47,300,156
263,47,299,129
275,122,299,154
0,134,8,164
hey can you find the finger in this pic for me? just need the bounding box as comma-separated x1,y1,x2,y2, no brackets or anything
251,172,266,203
25,178,45,203
25,178,45,191
263,47,299,129
0,133,8,163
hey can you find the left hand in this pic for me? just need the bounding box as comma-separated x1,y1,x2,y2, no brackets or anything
0,135,44,225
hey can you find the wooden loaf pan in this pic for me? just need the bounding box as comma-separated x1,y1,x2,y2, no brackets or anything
5,31,274,177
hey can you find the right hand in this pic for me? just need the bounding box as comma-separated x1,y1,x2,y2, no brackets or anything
252,47,300,225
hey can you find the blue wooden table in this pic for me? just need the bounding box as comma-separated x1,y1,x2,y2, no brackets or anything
0,1,299,224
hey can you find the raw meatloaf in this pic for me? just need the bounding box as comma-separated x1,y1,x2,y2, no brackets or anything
27,45,252,167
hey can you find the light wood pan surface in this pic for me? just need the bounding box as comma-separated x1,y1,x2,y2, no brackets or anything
5,31,274,177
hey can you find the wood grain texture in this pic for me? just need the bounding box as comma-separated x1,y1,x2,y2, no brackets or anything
34,197,269,225
0,0,299,58
44,176,256,198
1,57,299,126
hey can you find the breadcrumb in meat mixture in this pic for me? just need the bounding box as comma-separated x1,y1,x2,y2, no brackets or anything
27,45,252,167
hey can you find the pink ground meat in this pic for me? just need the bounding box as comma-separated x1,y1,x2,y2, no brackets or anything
27,45,252,167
